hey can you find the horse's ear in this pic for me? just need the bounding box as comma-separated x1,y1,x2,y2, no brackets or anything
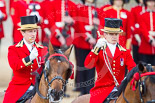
49,41,54,55
138,62,144,72
64,45,73,58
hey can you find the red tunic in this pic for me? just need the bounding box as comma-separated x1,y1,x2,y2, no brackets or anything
0,0,7,39
40,0,52,43
73,4,101,50
104,7,131,48
47,0,77,47
100,4,111,12
3,40,48,103
9,0,14,15
139,11,155,55
99,4,111,27
130,5,146,45
84,44,136,103
10,0,43,43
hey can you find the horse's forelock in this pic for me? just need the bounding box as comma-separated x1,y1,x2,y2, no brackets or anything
54,49,63,54
53,56,67,62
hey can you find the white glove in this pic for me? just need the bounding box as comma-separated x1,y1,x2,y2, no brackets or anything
58,35,66,46
29,47,38,61
91,37,106,55
44,28,51,37
0,10,3,19
93,18,100,25
151,40,155,47
88,37,96,45
134,34,141,46
30,11,40,22
95,38,107,48
85,32,96,45
64,16,74,24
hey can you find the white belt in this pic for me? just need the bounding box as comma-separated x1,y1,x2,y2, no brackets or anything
28,85,34,91
149,31,155,36
85,25,94,31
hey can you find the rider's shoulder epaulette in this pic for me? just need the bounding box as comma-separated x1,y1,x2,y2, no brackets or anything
16,40,24,47
35,42,44,48
103,6,112,11
117,44,126,51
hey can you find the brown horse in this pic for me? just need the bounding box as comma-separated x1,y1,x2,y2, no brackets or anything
0,43,73,103
72,63,155,103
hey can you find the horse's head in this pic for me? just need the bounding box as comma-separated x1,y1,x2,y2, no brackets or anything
115,62,155,103
137,63,155,103
43,43,73,102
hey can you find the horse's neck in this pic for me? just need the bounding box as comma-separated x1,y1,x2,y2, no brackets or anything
31,74,49,103
116,81,140,103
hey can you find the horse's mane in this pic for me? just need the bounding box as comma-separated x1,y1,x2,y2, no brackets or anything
116,66,139,97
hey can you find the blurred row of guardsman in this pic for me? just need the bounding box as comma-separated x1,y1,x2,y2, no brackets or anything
0,0,155,95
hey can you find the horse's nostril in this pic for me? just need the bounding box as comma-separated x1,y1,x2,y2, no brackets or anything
59,90,64,96
50,89,56,96
50,89,54,93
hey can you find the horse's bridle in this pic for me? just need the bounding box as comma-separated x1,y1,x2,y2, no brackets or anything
138,70,155,103
126,71,155,103
36,53,72,103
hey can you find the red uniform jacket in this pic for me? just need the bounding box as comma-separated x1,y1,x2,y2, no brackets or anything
40,0,52,43
99,4,111,27
73,4,101,50
0,0,7,39
139,11,155,55
99,4,111,13
100,4,111,10
104,7,131,48
84,44,136,103
47,0,77,47
9,0,13,15
11,0,43,43
130,5,146,45
3,40,48,103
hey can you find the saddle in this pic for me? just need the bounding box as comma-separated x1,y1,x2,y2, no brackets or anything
16,86,36,103
103,91,118,103
16,66,43,103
